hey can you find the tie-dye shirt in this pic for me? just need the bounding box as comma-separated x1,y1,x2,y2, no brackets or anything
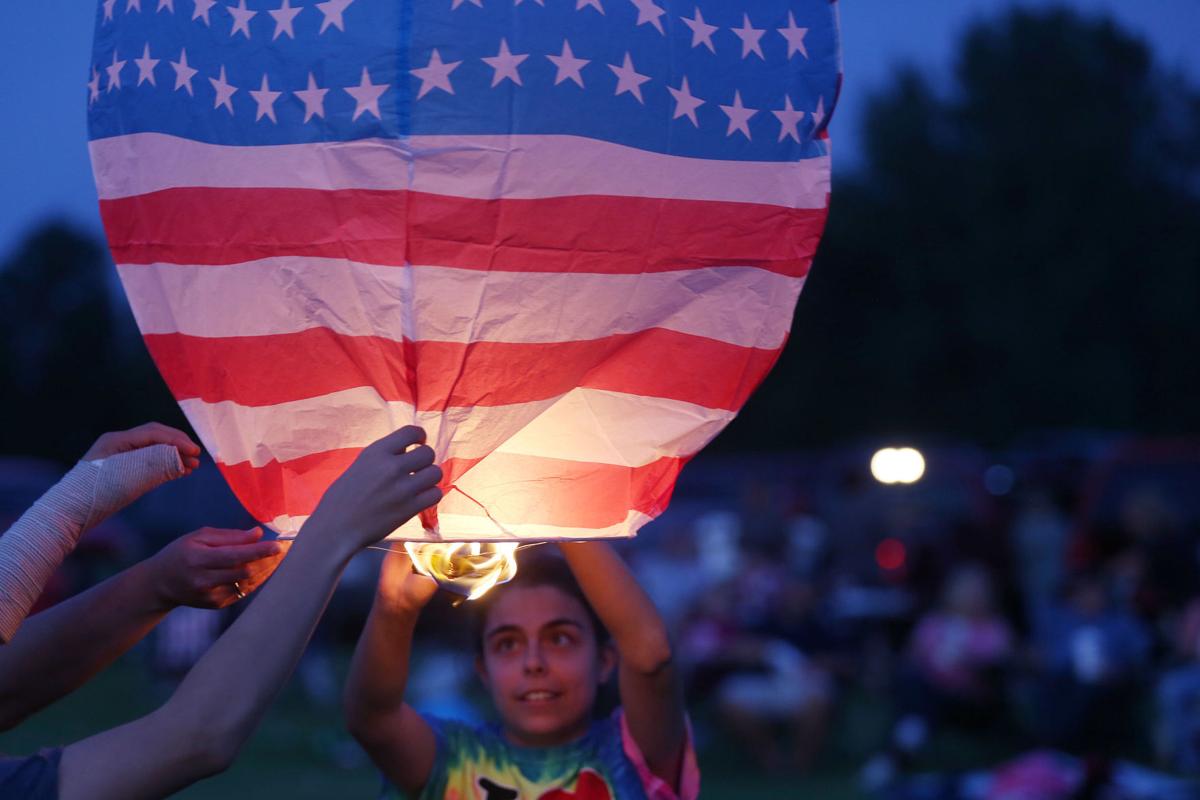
401,710,700,800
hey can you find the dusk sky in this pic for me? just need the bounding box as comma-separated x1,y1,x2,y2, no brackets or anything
1,0,1197,259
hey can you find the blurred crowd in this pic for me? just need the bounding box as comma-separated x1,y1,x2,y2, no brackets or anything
4,433,1200,797
625,436,1200,797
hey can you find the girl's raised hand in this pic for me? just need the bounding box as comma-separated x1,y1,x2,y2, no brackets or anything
378,548,439,613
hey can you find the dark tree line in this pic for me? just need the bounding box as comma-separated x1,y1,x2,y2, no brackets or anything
0,223,185,462
723,8,1200,449
2,8,1198,460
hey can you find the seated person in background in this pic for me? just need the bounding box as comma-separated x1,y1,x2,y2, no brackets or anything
905,564,1013,719
0,424,442,800
345,543,699,800
1156,596,1200,773
1028,571,1150,754
862,564,1013,789
716,578,850,774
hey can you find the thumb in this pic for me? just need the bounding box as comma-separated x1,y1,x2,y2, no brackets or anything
412,570,439,596
380,546,414,582
381,547,437,605
401,550,439,600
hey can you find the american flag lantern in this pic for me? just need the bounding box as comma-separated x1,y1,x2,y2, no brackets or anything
88,0,840,596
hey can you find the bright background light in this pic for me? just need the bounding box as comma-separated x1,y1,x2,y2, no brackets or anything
870,447,926,485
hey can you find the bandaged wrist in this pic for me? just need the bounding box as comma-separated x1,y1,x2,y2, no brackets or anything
0,444,184,642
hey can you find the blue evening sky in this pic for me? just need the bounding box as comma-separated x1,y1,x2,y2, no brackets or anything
1,0,1196,259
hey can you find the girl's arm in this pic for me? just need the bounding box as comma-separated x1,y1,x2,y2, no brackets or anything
559,542,687,787
343,550,439,797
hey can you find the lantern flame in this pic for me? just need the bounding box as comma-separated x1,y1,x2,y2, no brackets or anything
405,541,519,601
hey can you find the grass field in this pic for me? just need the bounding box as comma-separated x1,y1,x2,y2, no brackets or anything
0,646,1038,799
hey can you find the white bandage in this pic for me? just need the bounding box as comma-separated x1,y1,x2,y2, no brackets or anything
0,444,185,642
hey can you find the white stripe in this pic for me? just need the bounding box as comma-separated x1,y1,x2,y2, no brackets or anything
181,386,733,470
181,389,546,469
272,509,654,541
90,132,830,210
118,259,802,350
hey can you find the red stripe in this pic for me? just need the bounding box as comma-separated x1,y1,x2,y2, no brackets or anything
444,452,687,530
143,328,785,412
219,449,686,532
100,187,826,277
218,448,360,529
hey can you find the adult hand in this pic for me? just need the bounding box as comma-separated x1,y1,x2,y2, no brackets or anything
147,527,287,610
377,549,438,613
83,422,202,474
304,426,443,555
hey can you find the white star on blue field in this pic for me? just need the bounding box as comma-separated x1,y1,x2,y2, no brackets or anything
1,0,1197,257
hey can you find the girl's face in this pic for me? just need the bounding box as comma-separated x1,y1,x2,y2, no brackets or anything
477,585,615,747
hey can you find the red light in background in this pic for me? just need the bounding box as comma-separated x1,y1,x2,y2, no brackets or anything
875,538,907,571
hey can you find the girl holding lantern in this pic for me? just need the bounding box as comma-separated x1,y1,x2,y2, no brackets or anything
345,542,700,800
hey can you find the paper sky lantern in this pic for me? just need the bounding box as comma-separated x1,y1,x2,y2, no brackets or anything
88,0,840,553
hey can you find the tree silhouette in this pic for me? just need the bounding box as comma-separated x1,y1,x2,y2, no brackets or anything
721,7,1200,449
0,222,186,462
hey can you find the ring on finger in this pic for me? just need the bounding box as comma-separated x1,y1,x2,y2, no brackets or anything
232,581,247,600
